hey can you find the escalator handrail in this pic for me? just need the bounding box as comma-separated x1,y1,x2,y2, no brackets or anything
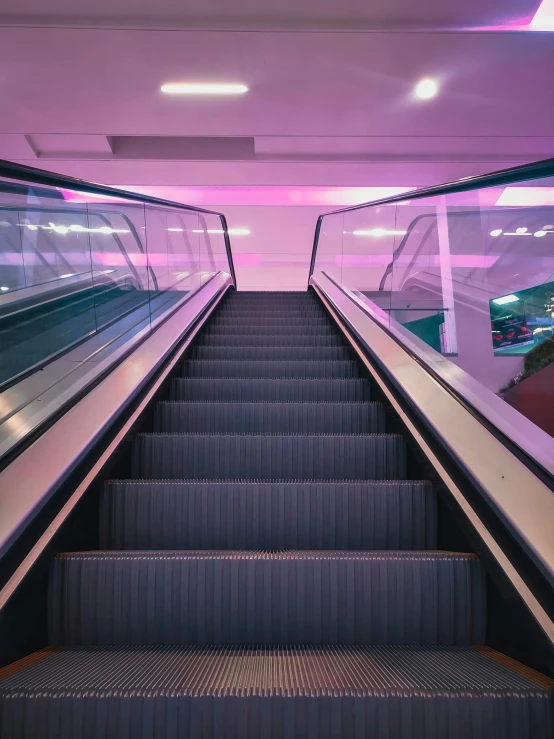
311,270,554,644
0,159,236,287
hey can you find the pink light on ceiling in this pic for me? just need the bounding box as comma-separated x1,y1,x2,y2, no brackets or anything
112,186,414,208
496,187,554,206
530,0,554,29
337,255,498,268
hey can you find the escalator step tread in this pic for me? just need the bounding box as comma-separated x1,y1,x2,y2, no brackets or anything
154,401,386,433
170,378,372,401
198,333,346,346
205,325,337,335
49,550,484,646
100,480,436,550
181,360,362,378
191,346,351,360
0,646,551,739
131,433,406,480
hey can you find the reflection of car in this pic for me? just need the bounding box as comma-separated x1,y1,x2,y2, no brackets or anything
491,314,531,350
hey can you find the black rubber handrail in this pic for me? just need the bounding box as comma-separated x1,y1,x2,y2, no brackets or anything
309,156,554,278
0,159,236,287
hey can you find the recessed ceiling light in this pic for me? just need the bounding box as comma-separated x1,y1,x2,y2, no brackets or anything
534,230,548,238
161,82,248,96
353,228,407,237
490,229,503,237
414,78,439,100
192,228,251,235
0,286,9,292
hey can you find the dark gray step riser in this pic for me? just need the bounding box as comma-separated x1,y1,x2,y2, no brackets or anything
182,360,362,379
218,308,327,314
154,402,385,433
131,434,405,480
191,346,352,361
209,320,333,329
198,335,345,347
170,378,372,402
49,553,484,646
211,314,330,322
100,481,437,550
205,326,337,335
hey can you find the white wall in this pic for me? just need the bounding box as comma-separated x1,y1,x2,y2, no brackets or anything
205,205,323,291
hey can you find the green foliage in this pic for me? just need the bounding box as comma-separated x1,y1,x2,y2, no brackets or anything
500,337,554,393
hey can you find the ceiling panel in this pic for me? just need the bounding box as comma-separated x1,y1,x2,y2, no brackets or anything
0,28,553,139
0,0,542,30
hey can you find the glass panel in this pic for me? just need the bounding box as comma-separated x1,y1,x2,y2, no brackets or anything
0,171,234,391
312,171,554,440
198,212,228,284
0,177,97,386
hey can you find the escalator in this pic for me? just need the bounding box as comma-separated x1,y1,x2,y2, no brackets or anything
0,282,187,389
0,289,551,738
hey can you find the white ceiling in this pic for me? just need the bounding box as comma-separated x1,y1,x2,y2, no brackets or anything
0,0,542,30
0,4,552,189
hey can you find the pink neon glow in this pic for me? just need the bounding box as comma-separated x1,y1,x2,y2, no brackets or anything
337,255,499,268
60,188,133,205
530,0,554,28
496,187,554,206
233,253,261,267
112,186,414,208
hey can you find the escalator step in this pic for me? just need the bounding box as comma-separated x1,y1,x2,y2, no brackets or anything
170,378,372,402
205,325,337,335
181,360,361,378
154,401,386,433
100,481,436,550
191,345,352,360
49,551,484,646
197,333,345,347
209,316,331,326
131,433,406,480
216,308,328,317
1,646,551,739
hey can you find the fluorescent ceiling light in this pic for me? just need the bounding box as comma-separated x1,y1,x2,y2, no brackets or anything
192,228,250,235
0,286,9,291
161,82,248,95
492,294,519,305
490,229,503,237
353,229,407,237
534,230,548,237
414,78,438,100
167,228,184,232
515,227,528,234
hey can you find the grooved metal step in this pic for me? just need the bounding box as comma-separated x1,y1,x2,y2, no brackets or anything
205,325,337,336
181,360,362,379
191,345,352,361
154,401,386,433
131,433,406,480
170,378,372,402
49,551,485,646
197,333,345,347
209,316,331,327
1,646,551,739
100,481,437,550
